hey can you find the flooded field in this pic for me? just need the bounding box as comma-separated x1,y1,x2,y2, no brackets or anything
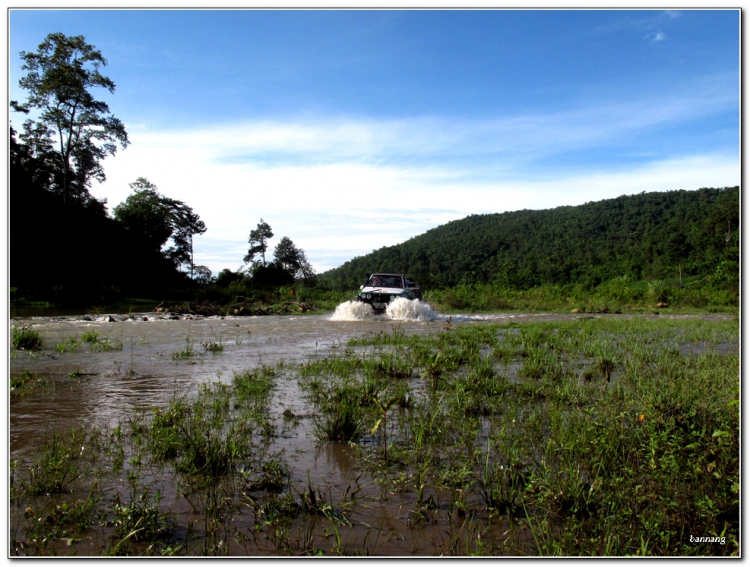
9,302,739,556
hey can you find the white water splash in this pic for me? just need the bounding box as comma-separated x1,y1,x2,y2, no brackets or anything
385,298,439,321
331,300,380,321
331,298,439,322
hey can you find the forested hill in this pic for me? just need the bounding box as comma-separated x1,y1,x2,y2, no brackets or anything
319,187,739,291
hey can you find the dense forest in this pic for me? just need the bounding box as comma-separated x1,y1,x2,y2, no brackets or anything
319,187,740,291
10,127,196,304
10,126,314,306
8,33,209,305
9,33,313,308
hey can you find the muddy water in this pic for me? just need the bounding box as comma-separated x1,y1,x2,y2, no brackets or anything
9,307,736,555
9,311,485,454
9,308,733,459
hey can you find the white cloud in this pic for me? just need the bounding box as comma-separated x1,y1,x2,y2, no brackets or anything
97,129,738,276
113,86,733,169
93,92,738,277
653,31,666,41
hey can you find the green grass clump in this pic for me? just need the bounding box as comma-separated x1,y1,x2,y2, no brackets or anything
152,388,247,477
55,335,82,354
80,329,123,352
146,368,278,479
232,367,275,404
91,338,123,352
12,324,43,351
105,483,176,556
202,341,224,354
10,370,47,391
171,339,195,360
314,394,365,443
81,330,100,343
22,433,79,496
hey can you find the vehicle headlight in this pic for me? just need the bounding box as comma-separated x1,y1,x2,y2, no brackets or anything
366,293,371,299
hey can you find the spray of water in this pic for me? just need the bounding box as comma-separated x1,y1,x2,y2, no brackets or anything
386,297,439,321
331,298,439,322
331,300,379,321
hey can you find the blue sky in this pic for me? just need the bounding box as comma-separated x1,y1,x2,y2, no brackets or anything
9,9,740,276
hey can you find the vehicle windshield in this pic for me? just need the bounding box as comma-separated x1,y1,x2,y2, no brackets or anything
365,275,403,288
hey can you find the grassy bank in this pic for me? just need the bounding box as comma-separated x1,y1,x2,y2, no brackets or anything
424,277,738,314
12,272,738,317
10,316,738,556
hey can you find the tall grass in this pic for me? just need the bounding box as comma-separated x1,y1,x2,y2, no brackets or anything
425,276,738,313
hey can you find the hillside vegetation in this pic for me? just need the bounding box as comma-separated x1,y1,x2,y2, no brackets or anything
320,187,739,295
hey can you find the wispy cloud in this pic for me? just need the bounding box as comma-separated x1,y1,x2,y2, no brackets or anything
95,85,738,276
121,84,734,172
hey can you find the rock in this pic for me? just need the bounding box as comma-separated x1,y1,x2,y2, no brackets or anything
656,302,669,308
104,315,116,322
571,308,580,314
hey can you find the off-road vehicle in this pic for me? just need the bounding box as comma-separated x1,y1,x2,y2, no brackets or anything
356,273,422,312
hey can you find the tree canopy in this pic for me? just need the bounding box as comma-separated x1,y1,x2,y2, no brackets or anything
10,135,190,303
244,219,274,265
113,178,207,277
319,187,739,291
273,236,315,281
12,32,129,206
241,220,315,283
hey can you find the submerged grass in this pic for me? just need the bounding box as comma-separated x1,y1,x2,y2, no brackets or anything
10,317,739,556
307,318,739,555
10,370,48,391
171,339,195,360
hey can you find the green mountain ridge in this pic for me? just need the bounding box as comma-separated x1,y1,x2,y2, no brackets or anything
319,187,739,291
